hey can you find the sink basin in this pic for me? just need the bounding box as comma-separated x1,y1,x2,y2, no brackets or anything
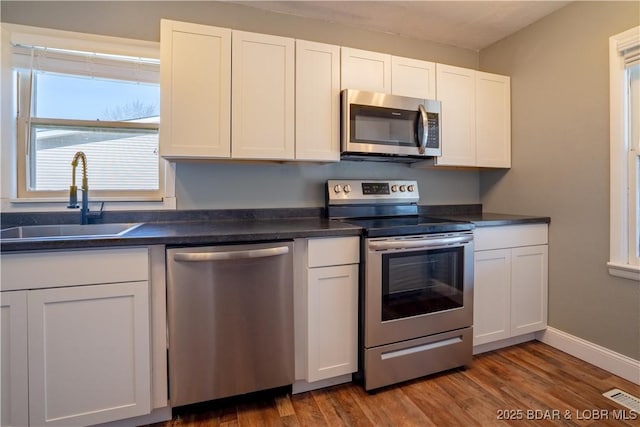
0,223,143,241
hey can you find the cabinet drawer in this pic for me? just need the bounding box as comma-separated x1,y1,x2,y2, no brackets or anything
1,247,149,291
308,237,359,267
474,224,548,251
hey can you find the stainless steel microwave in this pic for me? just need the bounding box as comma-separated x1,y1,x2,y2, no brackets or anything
341,89,441,160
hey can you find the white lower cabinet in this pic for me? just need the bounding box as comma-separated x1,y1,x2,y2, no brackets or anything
307,264,358,382
1,291,29,427
473,225,548,349
474,249,511,344
510,245,549,336
28,282,150,427
0,247,155,427
294,236,359,392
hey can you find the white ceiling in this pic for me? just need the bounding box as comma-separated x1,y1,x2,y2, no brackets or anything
231,1,571,51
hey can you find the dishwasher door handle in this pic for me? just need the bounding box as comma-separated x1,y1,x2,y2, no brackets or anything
174,246,290,262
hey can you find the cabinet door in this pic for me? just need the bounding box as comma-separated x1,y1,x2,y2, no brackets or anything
511,245,548,336
160,20,231,158
232,31,294,159
307,264,358,382
476,71,511,168
341,47,391,93
435,64,477,166
391,56,436,99
28,282,151,426
473,250,511,346
295,40,340,161
1,291,29,427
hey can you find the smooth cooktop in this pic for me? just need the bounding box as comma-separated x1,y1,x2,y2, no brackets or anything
338,216,474,238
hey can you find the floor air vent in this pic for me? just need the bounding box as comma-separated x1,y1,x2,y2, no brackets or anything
603,389,640,413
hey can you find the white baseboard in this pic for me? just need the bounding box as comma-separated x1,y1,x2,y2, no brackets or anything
536,327,640,385
292,374,353,394
473,333,536,355
94,407,172,427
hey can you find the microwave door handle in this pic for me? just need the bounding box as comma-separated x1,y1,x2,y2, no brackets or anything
417,104,429,154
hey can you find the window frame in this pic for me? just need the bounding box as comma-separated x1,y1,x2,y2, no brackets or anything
1,23,176,211
16,72,163,200
608,26,640,281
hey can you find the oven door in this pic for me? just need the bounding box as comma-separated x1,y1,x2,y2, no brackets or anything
364,232,474,348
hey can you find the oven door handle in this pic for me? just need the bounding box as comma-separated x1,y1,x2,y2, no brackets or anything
369,235,472,251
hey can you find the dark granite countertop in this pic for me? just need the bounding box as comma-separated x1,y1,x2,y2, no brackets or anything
0,217,362,252
0,205,549,252
432,212,551,227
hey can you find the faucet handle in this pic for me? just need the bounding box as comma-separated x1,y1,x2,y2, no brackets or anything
68,185,79,209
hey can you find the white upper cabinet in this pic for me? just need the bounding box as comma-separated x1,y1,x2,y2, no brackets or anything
160,20,231,159
232,31,295,160
391,56,436,99
341,48,436,99
435,64,511,168
341,47,391,93
158,19,511,165
295,40,341,161
435,64,477,166
476,71,511,168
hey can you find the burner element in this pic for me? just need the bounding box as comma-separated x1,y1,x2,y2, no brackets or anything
342,216,473,237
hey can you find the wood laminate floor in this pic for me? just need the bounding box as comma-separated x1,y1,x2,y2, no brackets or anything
149,341,640,426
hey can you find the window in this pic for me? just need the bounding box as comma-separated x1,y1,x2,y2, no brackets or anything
2,24,175,209
609,26,640,281
630,64,640,265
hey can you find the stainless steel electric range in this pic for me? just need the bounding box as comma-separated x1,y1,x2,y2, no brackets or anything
327,179,474,391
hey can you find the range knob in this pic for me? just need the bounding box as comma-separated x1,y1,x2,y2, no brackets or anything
333,184,342,193
391,185,399,192
399,185,407,192
407,185,415,192
343,184,352,193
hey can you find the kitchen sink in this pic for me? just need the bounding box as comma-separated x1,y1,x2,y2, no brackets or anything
0,223,143,241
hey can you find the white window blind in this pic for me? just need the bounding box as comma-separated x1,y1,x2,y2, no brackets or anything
618,36,640,68
12,44,159,83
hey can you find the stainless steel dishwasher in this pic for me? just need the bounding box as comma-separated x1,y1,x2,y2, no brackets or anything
166,241,294,407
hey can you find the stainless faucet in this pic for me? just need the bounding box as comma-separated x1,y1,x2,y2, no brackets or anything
67,151,101,224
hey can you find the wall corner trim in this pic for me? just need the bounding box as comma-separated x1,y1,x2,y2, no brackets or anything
536,327,640,385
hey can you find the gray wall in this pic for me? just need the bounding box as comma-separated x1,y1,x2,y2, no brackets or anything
1,1,480,209
176,161,479,209
479,1,640,359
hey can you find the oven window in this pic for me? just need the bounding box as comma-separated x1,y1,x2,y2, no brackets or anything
381,247,464,321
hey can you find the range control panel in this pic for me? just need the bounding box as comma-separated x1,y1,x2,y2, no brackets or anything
327,180,419,204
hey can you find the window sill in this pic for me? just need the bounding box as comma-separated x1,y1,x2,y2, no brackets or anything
607,262,640,281
2,196,176,212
